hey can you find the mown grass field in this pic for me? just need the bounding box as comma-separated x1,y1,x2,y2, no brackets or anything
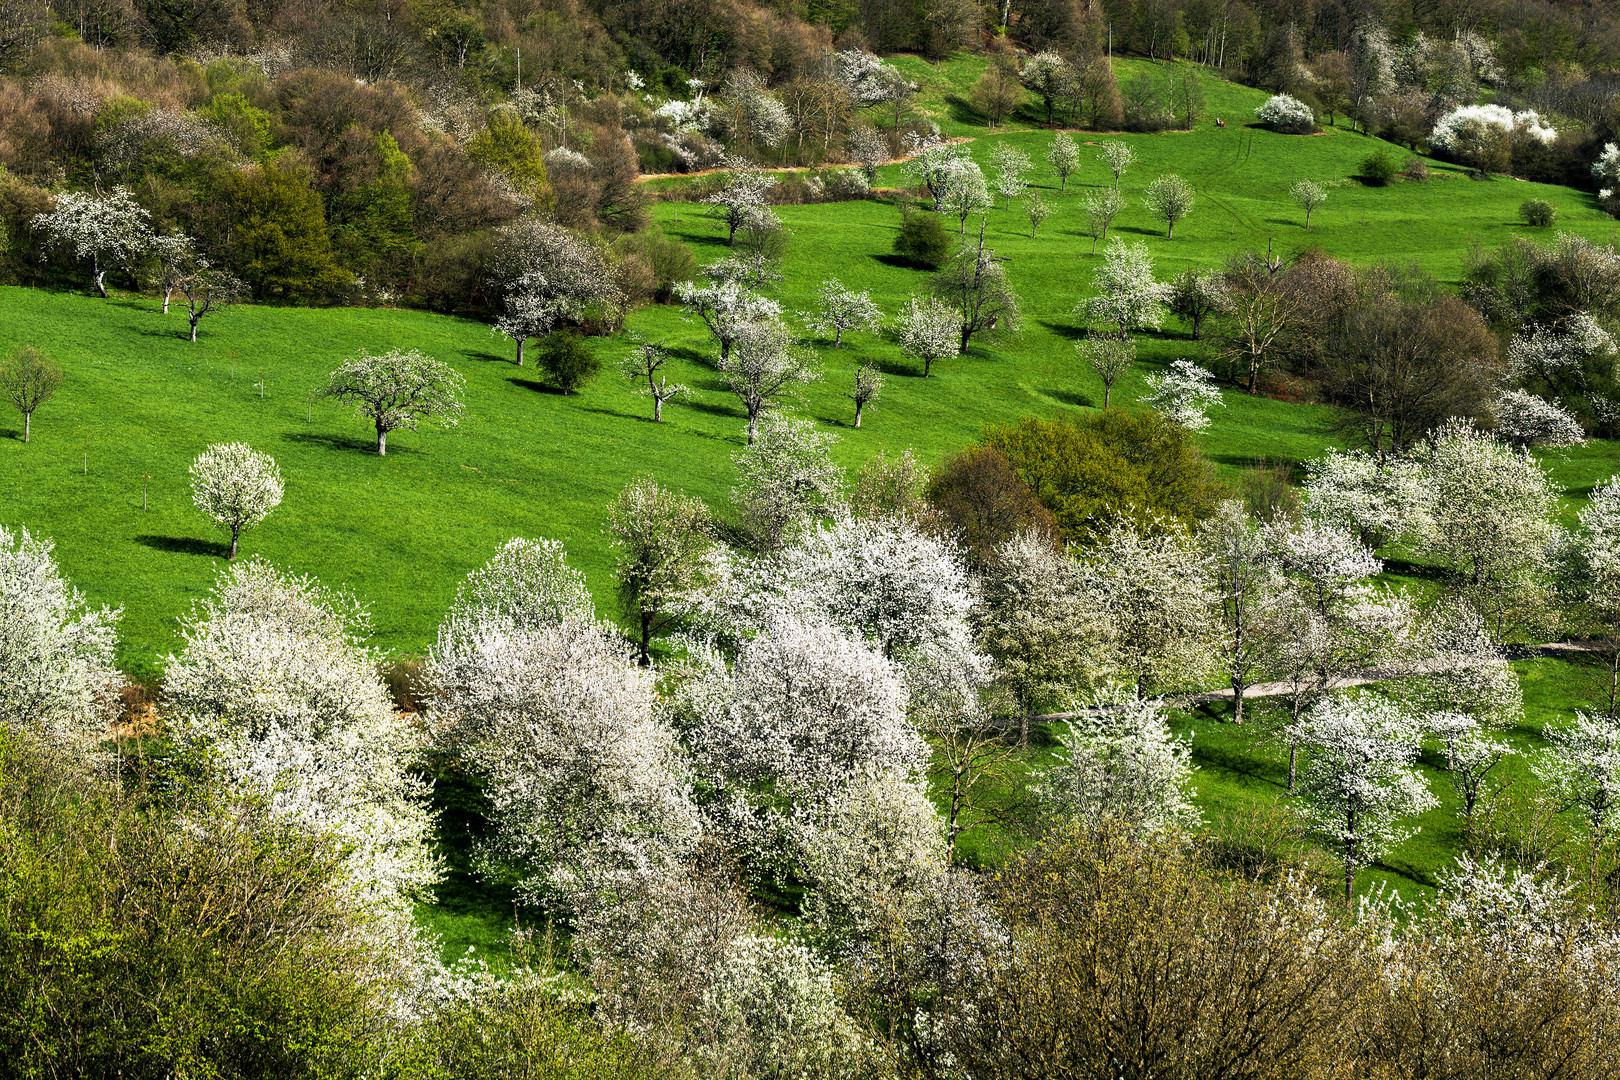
4,56,1619,954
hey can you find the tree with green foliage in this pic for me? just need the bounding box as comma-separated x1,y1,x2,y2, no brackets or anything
892,207,952,269
210,164,351,300
468,107,553,209
1144,174,1196,238
536,331,601,394
983,410,1223,543
934,223,1019,353
328,132,418,286
0,346,60,443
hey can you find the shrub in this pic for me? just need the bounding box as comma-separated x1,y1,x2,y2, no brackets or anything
1521,199,1558,227
1400,156,1429,182
981,410,1224,544
1256,94,1315,134
892,207,952,269
822,169,870,201
537,331,601,393
1360,148,1398,185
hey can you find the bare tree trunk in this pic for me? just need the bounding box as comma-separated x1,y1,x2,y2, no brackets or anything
22,411,31,443
746,410,758,444
94,268,109,298
638,611,653,666
162,287,173,314
1102,381,1113,408
229,527,240,560
516,337,525,367
190,315,200,342
654,395,663,422
377,426,388,455
854,399,864,428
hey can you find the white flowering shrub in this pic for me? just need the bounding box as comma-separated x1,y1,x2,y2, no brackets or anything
805,279,882,347
1406,598,1523,730
32,186,152,297
1573,478,1620,623
541,146,591,172
1083,520,1217,695
1256,94,1315,133
822,168,870,200
765,511,976,659
0,525,120,744
164,559,439,931
1492,389,1586,448
1536,711,1620,832
731,416,841,549
702,935,867,1079
440,537,595,642
1036,690,1199,835
1429,104,1555,152
654,98,714,133
894,294,961,375
1508,313,1615,382
797,764,948,949
1083,239,1172,337
1593,142,1620,192
189,442,283,560
1263,518,1381,610
1303,448,1434,549
1139,359,1223,431
428,615,699,907
1434,853,1576,944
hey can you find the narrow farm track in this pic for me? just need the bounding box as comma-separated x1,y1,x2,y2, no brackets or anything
1031,640,1606,722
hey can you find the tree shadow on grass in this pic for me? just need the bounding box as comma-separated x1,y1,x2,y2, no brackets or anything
1113,225,1166,238
509,378,566,395
685,232,731,249
1039,318,1087,341
135,534,229,558
872,253,927,271
875,358,919,377
462,350,512,365
1189,738,1288,792
1046,389,1095,408
281,431,413,455
944,94,984,127
684,399,743,421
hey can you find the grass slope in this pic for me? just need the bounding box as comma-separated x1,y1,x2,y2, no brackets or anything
4,56,1618,954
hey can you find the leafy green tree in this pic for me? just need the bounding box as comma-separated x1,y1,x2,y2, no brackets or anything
536,331,601,394
209,164,351,300
329,133,418,284
984,411,1223,543
468,108,553,210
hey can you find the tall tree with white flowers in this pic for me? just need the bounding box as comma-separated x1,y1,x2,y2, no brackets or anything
189,443,284,560
717,316,820,445
676,279,783,365
894,294,960,377
1036,690,1199,835
428,577,699,906
165,559,440,935
1293,694,1438,901
321,349,466,455
805,279,882,347
706,155,780,244
1083,239,1172,339
731,416,842,551
1084,519,1216,697
1047,132,1081,191
32,187,152,298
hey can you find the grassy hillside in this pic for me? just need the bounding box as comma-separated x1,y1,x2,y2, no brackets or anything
5,57,1619,955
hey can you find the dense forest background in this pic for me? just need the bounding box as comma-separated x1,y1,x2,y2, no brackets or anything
5,0,1620,314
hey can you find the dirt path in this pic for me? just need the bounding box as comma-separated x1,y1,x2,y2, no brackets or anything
1030,641,1605,723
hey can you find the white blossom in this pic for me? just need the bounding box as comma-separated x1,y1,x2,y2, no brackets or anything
988,142,1032,208
765,511,977,659
189,443,284,561
1434,854,1576,944
1256,94,1315,133
705,155,780,243
901,140,970,212
1492,389,1586,448
1083,239,1172,337
718,316,820,445
680,612,924,821
428,615,699,907
1139,359,1223,431
804,278,882,347
1264,518,1381,610
32,187,152,297
1036,689,1199,835
1292,694,1438,899
1507,313,1615,382
0,524,120,744
701,934,866,1078
676,277,782,363
894,294,961,375
1535,711,1620,832
322,349,465,456
1083,520,1216,695
1573,477,1620,623
1430,104,1556,151
1593,142,1620,191
1302,448,1433,548
731,415,841,550
490,218,623,330
940,157,991,230
165,559,439,922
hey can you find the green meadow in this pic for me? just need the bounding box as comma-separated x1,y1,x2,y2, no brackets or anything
3,57,1618,947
